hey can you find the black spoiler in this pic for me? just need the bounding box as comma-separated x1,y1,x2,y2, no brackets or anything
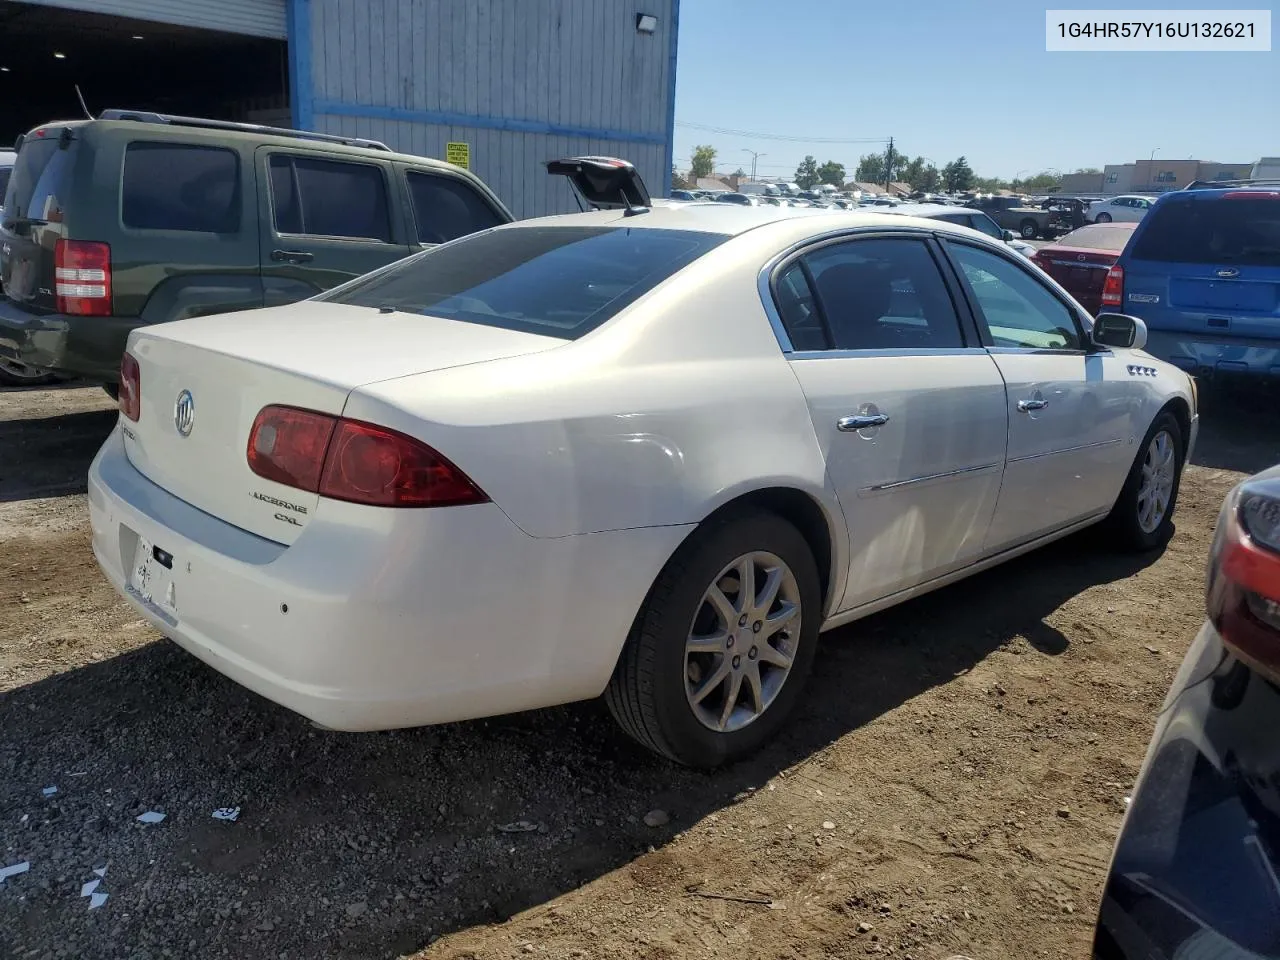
546,156,652,213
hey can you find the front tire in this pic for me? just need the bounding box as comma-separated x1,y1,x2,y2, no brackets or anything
1095,212,1112,223
1104,411,1184,551
605,512,822,767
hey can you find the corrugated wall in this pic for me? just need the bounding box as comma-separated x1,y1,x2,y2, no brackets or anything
300,0,676,219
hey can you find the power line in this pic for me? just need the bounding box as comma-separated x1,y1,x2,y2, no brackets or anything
676,120,891,144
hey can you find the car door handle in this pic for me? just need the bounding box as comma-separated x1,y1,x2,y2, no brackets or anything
837,413,890,431
1017,398,1049,412
270,249,314,264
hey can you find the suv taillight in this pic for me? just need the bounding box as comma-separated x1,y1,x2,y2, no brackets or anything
1101,264,1124,308
1207,480,1280,678
246,405,489,508
55,239,112,317
119,352,140,421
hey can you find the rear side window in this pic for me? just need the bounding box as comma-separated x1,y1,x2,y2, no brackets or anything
122,142,240,233
0,167,12,204
323,226,728,340
269,155,391,242
4,136,72,221
1130,196,1280,267
405,170,503,244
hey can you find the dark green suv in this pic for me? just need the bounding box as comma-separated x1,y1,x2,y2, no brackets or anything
0,111,513,387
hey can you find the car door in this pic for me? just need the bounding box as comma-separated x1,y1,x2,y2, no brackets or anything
939,238,1137,552
769,232,1009,612
396,164,510,252
256,147,410,305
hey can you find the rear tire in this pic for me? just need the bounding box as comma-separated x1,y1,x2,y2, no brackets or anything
1019,220,1039,239
1095,212,1112,223
1104,411,1184,552
605,511,822,768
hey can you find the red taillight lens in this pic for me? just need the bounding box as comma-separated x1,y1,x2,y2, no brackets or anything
1207,483,1280,677
246,406,488,508
54,239,112,317
1100,264,1124,308
247,406,337,492
119,352,140,421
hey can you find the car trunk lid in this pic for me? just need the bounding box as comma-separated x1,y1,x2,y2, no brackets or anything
121,301,563,544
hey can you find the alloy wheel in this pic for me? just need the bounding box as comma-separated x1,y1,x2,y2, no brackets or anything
1136,430,1176,533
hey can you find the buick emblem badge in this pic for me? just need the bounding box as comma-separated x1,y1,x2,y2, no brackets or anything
1076,254,1086,261
174,390,195,437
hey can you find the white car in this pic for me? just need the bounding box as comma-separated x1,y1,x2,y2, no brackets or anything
87,197,1198,768
880,202,1039,258
1087,195,1157,223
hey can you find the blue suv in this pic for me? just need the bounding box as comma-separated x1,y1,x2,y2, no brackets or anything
1102,180,1280,378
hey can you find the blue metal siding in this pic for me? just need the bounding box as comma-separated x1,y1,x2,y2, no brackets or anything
301,0,676,218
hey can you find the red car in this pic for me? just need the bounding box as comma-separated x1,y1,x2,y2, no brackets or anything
1030,222,1138,316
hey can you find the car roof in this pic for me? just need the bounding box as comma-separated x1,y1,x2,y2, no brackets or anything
497,203,986,239
879,202,974,217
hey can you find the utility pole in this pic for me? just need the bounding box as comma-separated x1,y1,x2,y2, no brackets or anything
742,148,766,181
884,137,894,189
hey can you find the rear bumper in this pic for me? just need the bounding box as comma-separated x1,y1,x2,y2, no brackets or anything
1143,329,1280,378
87,427,691,731
0,298,141,381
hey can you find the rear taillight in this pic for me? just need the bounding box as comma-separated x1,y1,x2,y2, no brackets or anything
1207,481,1280,677
55,239,112,316
246,405,488,508
1100,264,1124,308
119,352,140,422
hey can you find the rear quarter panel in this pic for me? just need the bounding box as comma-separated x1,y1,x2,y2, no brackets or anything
341,225,846,548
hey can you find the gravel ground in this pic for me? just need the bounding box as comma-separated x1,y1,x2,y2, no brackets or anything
1,381,1278,960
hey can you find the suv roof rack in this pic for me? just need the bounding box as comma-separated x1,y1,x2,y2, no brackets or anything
1183,177,1280,191
97,109,392,151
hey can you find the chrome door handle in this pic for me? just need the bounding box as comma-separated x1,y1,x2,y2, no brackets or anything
1017,398,1049,412
837,413,890,431
270,248,314,264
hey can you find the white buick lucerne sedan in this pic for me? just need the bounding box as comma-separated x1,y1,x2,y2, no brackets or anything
88,189,1198,767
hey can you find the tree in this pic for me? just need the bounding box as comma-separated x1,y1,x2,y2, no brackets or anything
672,167,689,190
817,160,846,187
916,164,941,192
1072,167,1102,174
854,152,886,184
901,156,924,188
1023,171,1061,190
794,155,820,190
942,156,974,192
690,145,717,180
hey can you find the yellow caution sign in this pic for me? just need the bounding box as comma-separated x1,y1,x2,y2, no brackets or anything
446,142,470,170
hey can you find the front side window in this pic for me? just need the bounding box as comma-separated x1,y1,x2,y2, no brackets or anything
783,237,966,351
945,241,1082,350
405,170,503,244
268,154,391,242
122,142,239,233
323,225,728,340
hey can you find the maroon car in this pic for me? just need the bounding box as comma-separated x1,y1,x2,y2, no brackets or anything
1030,222,1138,316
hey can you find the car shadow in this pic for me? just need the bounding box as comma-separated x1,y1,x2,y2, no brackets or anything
0,529,1160,958
1190,381,1280,475
0,409,116,502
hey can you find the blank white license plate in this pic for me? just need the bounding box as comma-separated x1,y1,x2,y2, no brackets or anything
127,534,178,626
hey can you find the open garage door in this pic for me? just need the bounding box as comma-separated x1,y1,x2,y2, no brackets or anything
0,2,289,145
25,0,285,38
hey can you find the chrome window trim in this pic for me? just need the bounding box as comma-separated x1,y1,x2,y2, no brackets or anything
756,225,1009,358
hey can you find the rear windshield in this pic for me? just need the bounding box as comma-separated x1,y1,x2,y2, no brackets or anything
1056,223,1135,251
322,225,728,339
1131,196,1280,267
3,136,73,221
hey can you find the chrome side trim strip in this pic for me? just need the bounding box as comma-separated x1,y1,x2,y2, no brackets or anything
857,461,1002,497
1006,437,1123,465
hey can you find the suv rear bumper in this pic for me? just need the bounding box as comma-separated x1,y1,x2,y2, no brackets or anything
0,298,140,382
1144,330,1280,378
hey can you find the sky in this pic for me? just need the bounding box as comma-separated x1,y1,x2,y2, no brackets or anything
671,1,1279,182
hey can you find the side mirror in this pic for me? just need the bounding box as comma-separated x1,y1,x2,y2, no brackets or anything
1093,312,1148,351
1002,229,1017,242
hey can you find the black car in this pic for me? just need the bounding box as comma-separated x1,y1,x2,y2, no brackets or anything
1094,464,1280,959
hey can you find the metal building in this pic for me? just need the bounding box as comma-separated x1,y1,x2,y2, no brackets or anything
0,0,679,218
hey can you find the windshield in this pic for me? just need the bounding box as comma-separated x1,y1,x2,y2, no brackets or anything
322,225,729,340
1130,196,1280,267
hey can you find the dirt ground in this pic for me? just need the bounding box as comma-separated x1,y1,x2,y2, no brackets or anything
1,382,1278,960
